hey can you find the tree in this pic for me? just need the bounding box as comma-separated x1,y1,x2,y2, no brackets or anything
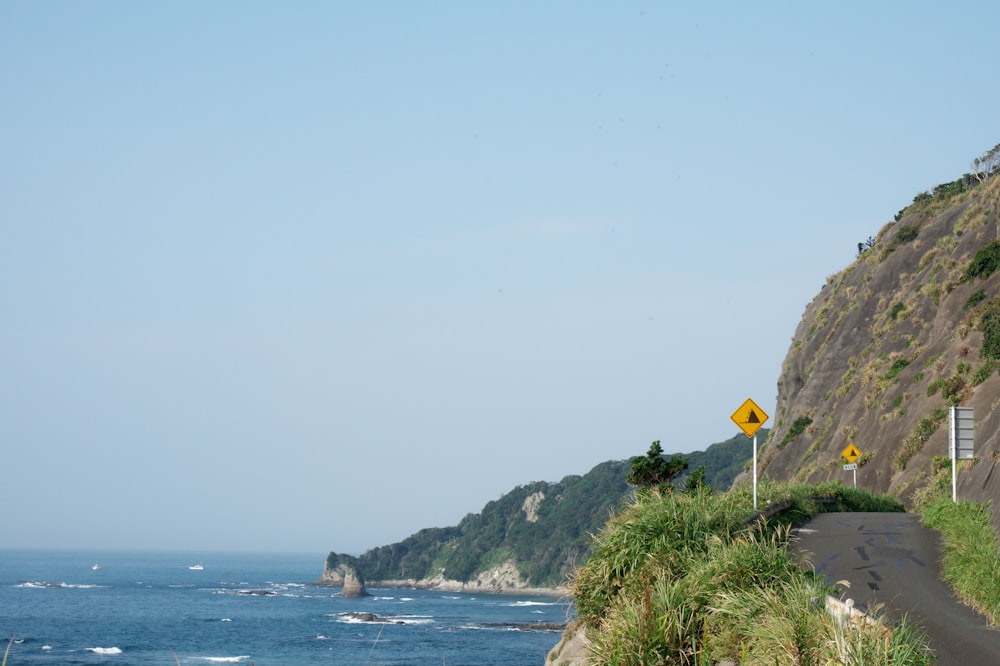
972,143,1000,183
684,465,709,494
626,441,688,489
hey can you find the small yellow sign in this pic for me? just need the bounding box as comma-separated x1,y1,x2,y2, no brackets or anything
730,398,769,438
842,444,861,464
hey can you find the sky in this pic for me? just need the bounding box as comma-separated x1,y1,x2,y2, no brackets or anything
4,2,1000,556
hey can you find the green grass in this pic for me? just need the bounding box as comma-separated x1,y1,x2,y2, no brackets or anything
568,481,929,665
920,488,1000,624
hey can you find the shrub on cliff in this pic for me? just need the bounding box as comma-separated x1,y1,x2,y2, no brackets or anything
569,481,924,665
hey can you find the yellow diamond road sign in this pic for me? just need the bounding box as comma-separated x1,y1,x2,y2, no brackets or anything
731,398,769,438
842,444,861,464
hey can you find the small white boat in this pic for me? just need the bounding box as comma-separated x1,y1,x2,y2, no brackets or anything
188,564,204,571
91,563,101,571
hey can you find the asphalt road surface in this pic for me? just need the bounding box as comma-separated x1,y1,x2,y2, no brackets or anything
792,512,1000,664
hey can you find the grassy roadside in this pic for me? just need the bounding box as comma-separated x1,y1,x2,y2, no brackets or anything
917,473,1000,625
564,480,932,665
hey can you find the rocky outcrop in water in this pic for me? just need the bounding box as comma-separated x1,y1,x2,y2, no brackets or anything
317,561,369,597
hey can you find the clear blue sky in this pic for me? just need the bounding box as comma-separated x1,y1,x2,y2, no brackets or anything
3,2,999,555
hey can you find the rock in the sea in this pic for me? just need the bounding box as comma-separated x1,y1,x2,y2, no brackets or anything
317,558,370,598
339,566,368,598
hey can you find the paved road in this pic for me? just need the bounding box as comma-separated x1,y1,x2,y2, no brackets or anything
792,512,1000,664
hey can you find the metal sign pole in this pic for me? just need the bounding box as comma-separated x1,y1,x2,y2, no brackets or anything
853,466,857,489
730,398,768,513
950,406,957,503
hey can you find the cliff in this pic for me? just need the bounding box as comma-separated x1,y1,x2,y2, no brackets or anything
546,151,1000,666
317,561,369,597
319,460,631,593
319,434,756,595
760,166,1000,532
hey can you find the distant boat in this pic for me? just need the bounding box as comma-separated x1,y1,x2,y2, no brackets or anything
91,563,101,571
188,564,204,571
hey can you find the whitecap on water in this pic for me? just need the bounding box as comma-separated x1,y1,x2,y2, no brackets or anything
86,646,122,655
333,611,434,625
17,581,102,589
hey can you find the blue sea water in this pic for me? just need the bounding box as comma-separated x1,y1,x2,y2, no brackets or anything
0,550,573,665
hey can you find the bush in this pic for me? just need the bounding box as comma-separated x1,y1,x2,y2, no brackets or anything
780,416,813,448
887,357,910,378
972,359,998,386
981,299,1000,360
895,224,920,243
965,289,987,309
965,241,1000,281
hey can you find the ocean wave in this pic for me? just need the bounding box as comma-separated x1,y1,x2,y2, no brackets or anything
212,588,278,597
17,581,103,589
86,646,122,655
506,600,557,607
198,656,251,663
332,611,434,625
393,614,434,625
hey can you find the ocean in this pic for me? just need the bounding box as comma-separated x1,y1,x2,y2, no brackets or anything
0,550,573,665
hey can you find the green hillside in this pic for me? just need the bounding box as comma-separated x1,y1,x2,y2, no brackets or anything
324,432,759,589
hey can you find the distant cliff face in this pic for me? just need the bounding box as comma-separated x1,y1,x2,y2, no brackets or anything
763,173,1000,530
318,561,369,597
320,461,632,592
319,433,760,593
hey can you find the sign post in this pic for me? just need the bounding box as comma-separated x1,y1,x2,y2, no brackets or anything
730,398,769,510
841,444,861,489
949,407,974,502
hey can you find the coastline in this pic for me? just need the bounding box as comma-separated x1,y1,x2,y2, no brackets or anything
317,559,572,598
315,577,569,598
365,579,570,597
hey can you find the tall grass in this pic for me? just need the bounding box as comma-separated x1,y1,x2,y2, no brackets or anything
920,489,1000,624
826,612,931,665
570,481,930,665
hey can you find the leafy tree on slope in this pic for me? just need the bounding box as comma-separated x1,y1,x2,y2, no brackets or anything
627,440,688,489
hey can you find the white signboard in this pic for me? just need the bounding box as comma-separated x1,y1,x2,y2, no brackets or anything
949,406,974,502
950,406,975,460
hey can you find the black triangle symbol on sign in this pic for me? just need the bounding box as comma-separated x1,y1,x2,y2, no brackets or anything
746,410,761,424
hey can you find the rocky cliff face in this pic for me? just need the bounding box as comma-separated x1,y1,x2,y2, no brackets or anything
322,557,566,595
762,174,1000,532
317,561,369,597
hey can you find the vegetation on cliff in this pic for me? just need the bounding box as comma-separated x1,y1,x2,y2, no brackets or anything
763,144,1000,535
325,432,759,589
544,148,1000,664
563,481,930,665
